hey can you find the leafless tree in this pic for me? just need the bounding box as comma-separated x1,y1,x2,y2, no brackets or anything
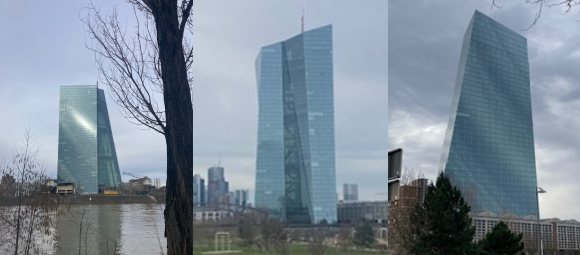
336,226,353,252
100,235,119,255
492,0,580,29
308,228,329,255
81,1,195,254
400,168,425,186
238,212,260,248
258,218,287,254
0,128,63,255
60,203,98,255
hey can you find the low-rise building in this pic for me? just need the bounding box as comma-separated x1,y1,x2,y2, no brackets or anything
56,182,75,194
387,183,421,254
192,208,234,223
338,200,388,224
472,212,580,254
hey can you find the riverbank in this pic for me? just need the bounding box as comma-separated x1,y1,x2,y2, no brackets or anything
0,193,166,206
62,194,166,204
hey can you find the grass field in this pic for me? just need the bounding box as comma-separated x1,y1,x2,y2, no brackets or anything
193,242,385,255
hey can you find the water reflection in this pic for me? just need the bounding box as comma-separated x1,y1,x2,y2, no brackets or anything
54,204,165,255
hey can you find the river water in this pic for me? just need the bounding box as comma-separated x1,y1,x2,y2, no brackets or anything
54,204,166,255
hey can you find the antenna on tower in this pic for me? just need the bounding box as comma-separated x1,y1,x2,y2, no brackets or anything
301,9,305,33
218,154,221,167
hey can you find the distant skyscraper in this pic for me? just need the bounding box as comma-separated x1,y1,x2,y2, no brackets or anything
234,189,250,207
343,183,359,201
57,85,122,194
254,25,337,224
193,174,205,206
207,166,228,206
439,10,538,217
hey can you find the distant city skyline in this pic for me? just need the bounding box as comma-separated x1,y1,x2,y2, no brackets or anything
0,1,387,201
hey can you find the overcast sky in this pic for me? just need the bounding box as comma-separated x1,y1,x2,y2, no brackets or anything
0,1,387,202
389,0,580,220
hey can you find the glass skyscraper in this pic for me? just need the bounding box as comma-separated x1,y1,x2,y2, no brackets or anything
255,25,337,224
207,166,228,206
343,183,359,201
193,174,205,206
439,11,538,217
57,85,122,194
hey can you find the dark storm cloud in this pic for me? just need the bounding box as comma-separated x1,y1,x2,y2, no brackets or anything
389,0,580,219
0,1,387,201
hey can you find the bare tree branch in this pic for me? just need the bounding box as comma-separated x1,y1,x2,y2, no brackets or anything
178,0,194,41
82,1,197,135
491,0,503,9
492,0,580,30
0,128,62,254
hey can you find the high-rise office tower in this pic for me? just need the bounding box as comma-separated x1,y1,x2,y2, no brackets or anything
57,85,123,194
439,11,538,217
343,183,359,201
193,174,205,206
207,166,228,206
234,189,250,207
254,25,337,224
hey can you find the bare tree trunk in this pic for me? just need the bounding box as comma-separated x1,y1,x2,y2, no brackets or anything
83,1,194,253
13,160,26,255
142,1,194,254
79,210,84,255
14,197,20,255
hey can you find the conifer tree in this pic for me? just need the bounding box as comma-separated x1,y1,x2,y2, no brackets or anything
409,171,476,255
354,219,375,248
479,221,524,255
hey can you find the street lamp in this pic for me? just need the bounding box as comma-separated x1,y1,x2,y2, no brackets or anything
536,187,546,255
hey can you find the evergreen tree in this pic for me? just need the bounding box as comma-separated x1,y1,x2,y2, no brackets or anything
479,221,524,255
409,171,477,255
354,220,375,248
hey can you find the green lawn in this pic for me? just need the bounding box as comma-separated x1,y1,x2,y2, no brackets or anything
193,242,385,255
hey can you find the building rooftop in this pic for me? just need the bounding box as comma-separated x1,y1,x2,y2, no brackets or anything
472,212,580,225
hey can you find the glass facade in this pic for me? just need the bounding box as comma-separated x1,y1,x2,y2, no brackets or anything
207,166,228,206
97,89,122,189
343,183,359,201
255,25,337,224
57,86,122,194
193,174,205,206
439,11,538,217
